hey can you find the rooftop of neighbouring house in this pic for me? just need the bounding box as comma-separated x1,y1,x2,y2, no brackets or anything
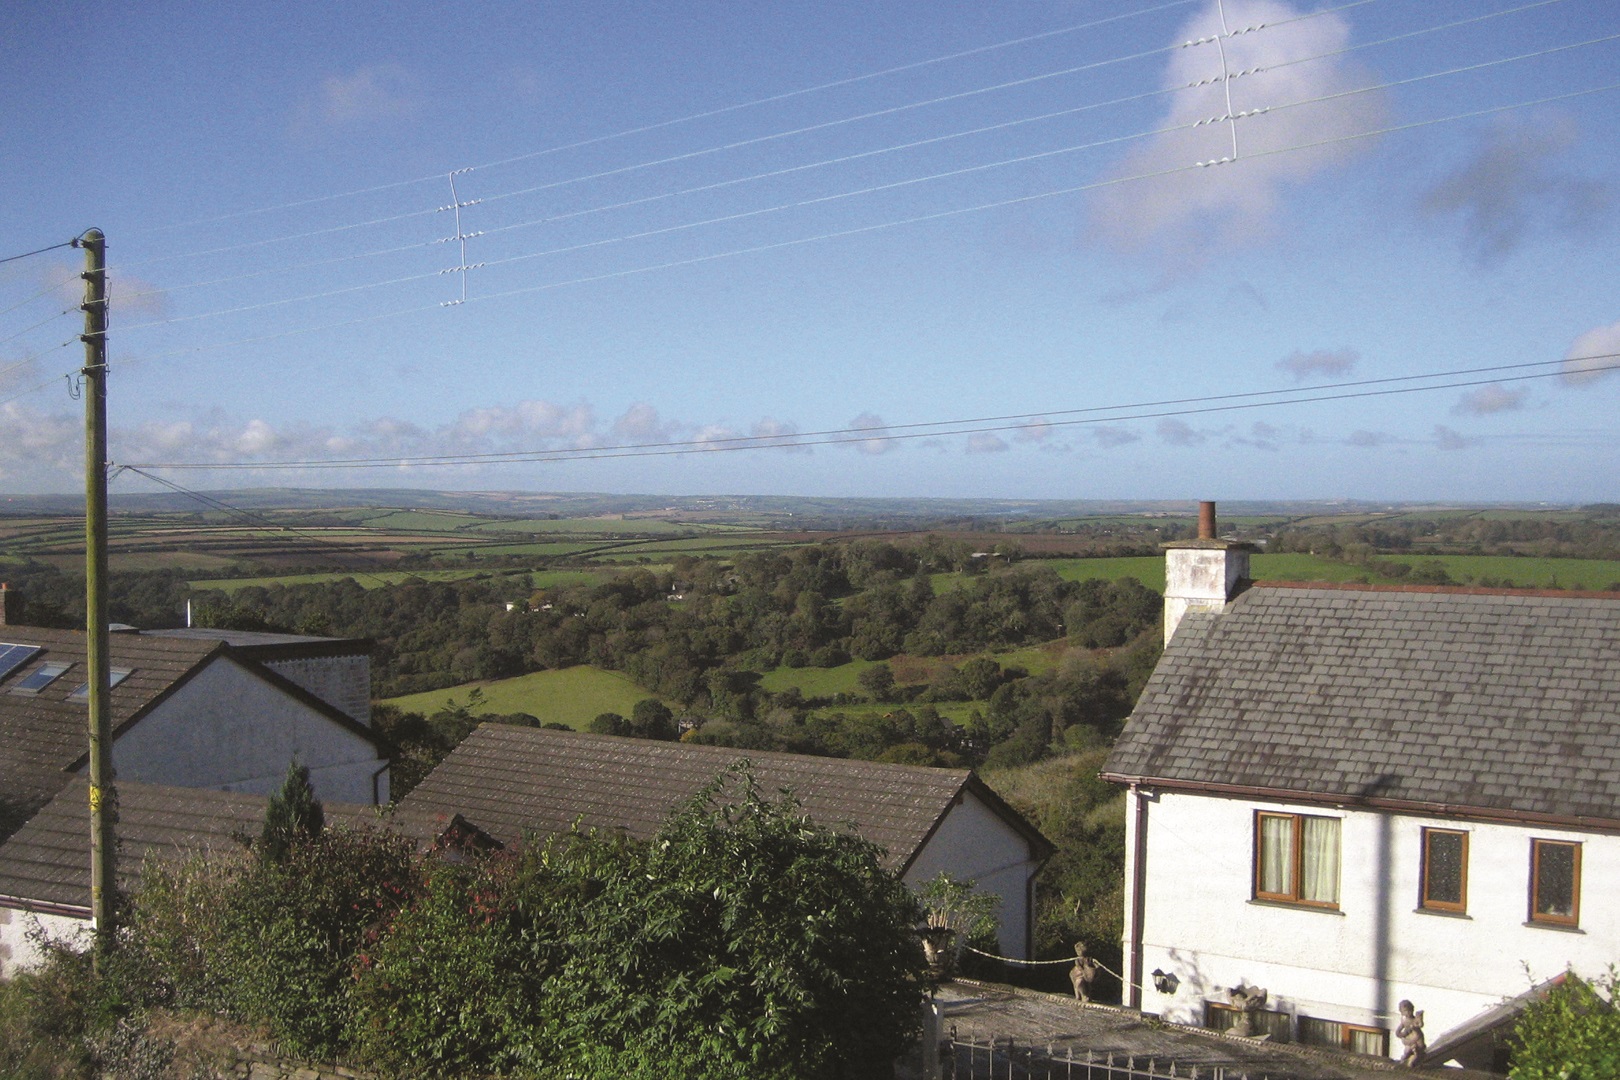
1103,582,1620,826
0,622,378,844
0,777,475,915
397,724,1051,874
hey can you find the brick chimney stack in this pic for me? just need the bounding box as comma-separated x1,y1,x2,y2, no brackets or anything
1162,501,1255,645
0,583,18,626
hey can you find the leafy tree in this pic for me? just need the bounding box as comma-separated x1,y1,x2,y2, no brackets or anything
589,712,630,736
857,662,897,702
630,698,677,740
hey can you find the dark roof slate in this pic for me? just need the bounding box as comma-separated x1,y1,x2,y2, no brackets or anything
0,626,379,843
397,724,1039,873
1103,585,1620,823
146,628,373,659
0,628,220,835
0,778,382,912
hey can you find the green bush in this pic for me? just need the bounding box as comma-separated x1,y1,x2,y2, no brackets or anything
0,944,97,1079
555,772,926,1079
216,825,419,1057
14,770,925,1078
1511,970,1620,1080
349,841,598,1076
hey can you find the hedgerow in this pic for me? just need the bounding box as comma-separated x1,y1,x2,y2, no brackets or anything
12,767,926,1079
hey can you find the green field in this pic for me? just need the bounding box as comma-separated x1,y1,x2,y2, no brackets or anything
354,510,497,531
1368,554,1620,590
380,666,667,728
467,517,742,536
757,639,1072,700
758,658,883,697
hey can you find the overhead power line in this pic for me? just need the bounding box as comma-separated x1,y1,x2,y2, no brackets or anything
0,240,76,266
109,0,1580,308
106,0,1383,275
113,466,433,588
110,35,1620,337
7,70,1603,402
121,0,1202,240
117,353,1620,472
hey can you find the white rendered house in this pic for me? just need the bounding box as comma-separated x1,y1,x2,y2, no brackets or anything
397,724,1053,959
1102,505,1620,1069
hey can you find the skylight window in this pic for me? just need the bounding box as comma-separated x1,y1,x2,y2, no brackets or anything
0,643,42,683
11,661,72,694
69,668,133,701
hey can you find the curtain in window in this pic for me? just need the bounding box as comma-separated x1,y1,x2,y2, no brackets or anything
1299,816,1340,904
1259,815,1294,895
1347,1027,1386,1056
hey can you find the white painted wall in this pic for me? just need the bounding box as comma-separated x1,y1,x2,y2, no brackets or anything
0,906,89,980
110,657,387,805
262,654,371,726
1126,790,1618,1062
903,790,1041,959
1162,546,1249,645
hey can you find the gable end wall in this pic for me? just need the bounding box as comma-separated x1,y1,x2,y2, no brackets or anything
109,658,386,804
902,790,1042,960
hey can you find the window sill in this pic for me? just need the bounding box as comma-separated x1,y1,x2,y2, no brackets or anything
1413,908,1471,920
1247,899,1344,915
1524,920,1584,934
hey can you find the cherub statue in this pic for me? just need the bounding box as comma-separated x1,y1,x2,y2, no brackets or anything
1226,983,1268,1037
1396,1000,1426,1068
1070,942,1099,1003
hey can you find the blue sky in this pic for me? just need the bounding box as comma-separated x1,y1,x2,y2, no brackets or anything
2,0,1617,502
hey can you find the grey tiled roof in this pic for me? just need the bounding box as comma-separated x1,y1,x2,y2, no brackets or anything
0,778,383,912
1103,585,1620,824
398,724,1046,873
0,626,378,844
0,628,221,838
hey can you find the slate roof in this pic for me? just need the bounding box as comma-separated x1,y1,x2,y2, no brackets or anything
0,778,387,913
1102,584,1620,825
0,628,221,838
147,627,373,660
0,626,379,844
398,724,1050,873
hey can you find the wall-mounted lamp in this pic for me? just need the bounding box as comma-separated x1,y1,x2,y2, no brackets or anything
1151,969,1180,995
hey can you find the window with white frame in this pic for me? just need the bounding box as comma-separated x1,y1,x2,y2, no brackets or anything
1254,811,1340,908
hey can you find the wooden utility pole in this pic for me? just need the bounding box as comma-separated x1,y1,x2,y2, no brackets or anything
78,227,115,956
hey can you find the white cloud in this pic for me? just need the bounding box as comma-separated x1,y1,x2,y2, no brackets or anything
847,412,895,455
609,403,672,442
965,432,1009,454
1013,418,1053,443
1453,384,1528,416
110,273,169,319
692,424,740,450
750,417,811,454
1277,348,1357,381
1157,419,1205,446
1090,0,1386,261
0,403,81,488
1093,426,1141,448
1421,115,1610,264
315,65,419,125
1347,430,1390,447
1433,425,1472,451
1563,320,1620,385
